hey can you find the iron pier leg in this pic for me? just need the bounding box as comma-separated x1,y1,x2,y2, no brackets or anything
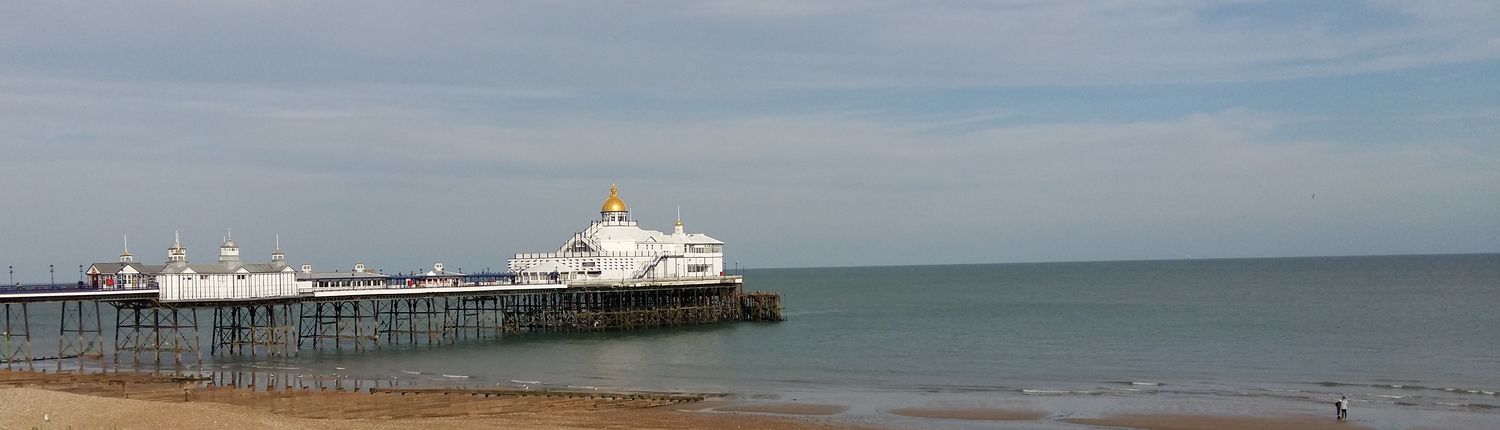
2,303,33,370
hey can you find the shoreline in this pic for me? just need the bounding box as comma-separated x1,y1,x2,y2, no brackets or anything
0,369,1419,429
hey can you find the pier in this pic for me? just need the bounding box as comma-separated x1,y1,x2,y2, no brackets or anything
1,185,783,370
0,275,781,369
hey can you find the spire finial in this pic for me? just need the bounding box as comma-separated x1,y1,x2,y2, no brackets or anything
275,234,281,251
119,234,134,261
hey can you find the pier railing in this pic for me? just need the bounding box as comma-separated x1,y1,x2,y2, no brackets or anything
4,282,159,292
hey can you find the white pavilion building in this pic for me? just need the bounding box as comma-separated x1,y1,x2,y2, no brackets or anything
508,184,725,284
154,232,299,301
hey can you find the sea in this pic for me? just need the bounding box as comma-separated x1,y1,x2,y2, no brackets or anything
14,254,1500,429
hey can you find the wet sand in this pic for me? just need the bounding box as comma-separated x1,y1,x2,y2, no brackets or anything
712,402,850,415
1065,413,1375,430
887,407,1047,421
0,386,872,430
0,370,868,429
0,370,1422,429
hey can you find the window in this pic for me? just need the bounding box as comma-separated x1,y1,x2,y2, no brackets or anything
688,264,710,273
236,275,246,280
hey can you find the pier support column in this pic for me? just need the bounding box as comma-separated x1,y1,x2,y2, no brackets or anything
58,300,105,370
212,304,294,357
1,303,32,370
445,296,503,341
383,298,443,345
298,300,380,351
113,301,201,367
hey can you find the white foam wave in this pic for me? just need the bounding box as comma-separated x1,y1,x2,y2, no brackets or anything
441,374,470,379
1022,389,1096,395
512,380,541,384
1131,381,1161,386
401,370,421,375
248,365,301,370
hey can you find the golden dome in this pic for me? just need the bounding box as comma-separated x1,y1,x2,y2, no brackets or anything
601,183,628,212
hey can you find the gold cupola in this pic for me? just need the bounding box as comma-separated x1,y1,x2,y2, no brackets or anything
601,183,628,213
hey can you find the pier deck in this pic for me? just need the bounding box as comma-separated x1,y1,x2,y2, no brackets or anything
0,276,780,369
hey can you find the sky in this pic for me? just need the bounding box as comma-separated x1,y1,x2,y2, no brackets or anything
1,1,1498,279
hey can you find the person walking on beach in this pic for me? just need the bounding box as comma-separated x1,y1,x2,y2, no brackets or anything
1338,396,1349,420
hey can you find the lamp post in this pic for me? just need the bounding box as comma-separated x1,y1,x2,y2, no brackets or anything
50,264,55,286
78,264,83,282
7,265,12,285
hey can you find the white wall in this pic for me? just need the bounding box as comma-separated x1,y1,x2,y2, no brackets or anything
158,272,300,302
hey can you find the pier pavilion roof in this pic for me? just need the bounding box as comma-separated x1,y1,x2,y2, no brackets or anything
296,270,390,281
601,183,628,212
161,263,296,275
87,262,166,276
593,226,722,245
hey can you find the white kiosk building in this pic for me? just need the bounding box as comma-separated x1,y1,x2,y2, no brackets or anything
85,236,164,289
508,184,725,284
153,232,301,301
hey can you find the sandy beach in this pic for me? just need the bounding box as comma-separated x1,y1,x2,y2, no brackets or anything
0,369,864,430
0,369,1394,430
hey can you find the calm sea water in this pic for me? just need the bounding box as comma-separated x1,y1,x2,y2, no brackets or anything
16,254,1500,428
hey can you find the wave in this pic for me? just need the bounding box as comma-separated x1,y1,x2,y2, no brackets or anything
1439,388,1499,396
401,370,422,375
1021,389,1097,395
247,365,301,370
1131,381,1161,386
780,308,848,317
441,374,470,379
1316,381,1360,387
511,380,542,384
1264,388,1301,393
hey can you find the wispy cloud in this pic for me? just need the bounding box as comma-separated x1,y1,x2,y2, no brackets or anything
3,1,1498,90
0,1,1496,271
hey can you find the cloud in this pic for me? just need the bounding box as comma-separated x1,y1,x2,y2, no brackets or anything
2,1,1498,90
0,2,1496,272
6,71,1492,269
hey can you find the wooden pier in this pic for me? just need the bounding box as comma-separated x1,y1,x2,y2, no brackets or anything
0,277,782,368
